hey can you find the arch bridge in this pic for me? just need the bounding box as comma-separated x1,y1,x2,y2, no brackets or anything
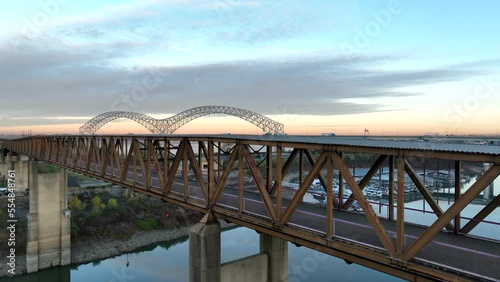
79,105,285,135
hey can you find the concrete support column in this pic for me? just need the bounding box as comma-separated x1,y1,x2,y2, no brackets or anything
13,155,29,190
260,233,288,282
6,151,13,169
189,212,221,282
26,160,70,273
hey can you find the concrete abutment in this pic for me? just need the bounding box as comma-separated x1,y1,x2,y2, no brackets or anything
26,159,71,273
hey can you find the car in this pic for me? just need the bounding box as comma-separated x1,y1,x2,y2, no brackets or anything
0,187,7,195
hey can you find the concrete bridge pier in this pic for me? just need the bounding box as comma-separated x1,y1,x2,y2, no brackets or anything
189,212,288,282
0,152,29,190
0,150,13,181
26,159,71,273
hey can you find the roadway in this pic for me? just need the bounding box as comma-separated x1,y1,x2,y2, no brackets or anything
102,165,500,281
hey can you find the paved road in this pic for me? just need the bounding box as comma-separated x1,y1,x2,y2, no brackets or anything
79,164,500,280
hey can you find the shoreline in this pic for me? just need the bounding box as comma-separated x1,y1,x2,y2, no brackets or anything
1,220,235,278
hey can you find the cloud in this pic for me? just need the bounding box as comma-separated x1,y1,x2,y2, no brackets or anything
0,33,491,129
0,0,497,131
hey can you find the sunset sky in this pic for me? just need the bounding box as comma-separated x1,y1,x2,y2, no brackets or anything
1,0,499,136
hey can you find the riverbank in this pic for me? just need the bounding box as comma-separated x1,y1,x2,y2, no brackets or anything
0,186,235,278
0,216,234,277
71,219,235,266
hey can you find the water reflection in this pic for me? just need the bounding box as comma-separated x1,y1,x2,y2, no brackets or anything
3,227,403,282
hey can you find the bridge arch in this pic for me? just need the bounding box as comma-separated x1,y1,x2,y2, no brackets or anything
79,111,162,134
164,105,284,134
79,106,285,134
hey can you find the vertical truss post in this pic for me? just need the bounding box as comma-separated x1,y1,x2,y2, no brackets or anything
183,141,188,198
208,140,215,202
267,145,273,192
397,156,405,258
326,152,334,240
217,142,221,178
198,141,203,175
338,152,344,210
276,145,283,221
299,149,304,185
238,144,244,213
146,139,151,189
163,138,169,191
454,160,461,234
389,156,395,221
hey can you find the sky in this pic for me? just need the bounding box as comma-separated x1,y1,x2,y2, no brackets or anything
1,0,500,136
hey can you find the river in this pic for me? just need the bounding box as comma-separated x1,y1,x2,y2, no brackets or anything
3,227,403,282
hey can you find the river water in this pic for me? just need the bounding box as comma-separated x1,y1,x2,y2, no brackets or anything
4,227,402,282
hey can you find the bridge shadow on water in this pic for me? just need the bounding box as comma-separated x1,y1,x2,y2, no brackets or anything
1,266,71,282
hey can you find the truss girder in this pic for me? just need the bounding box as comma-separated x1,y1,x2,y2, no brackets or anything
2,135,499,282
79,105,285,134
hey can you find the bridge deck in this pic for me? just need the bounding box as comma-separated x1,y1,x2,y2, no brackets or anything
3,135,499,281
166,179,500,281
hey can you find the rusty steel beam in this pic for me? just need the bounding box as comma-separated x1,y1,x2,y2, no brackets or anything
164,140,186,194
332,152,396,258
210,144,240,205
270,148,299,195
304,149,339,208
208,141,215,201
183,143,188,198
276,145,283,221
404,159,454,231
454,161,461,234
280,152,327,225
326,152,334,239
185,141,208,202
396,156,405,258
267,145,273,192
403,164,500,261
460,193,500,234
242,145,277,223
99,138,109,177
148,139,165,190
389,156,395,221
2,135,499,282
342,155,388,210
238,145,244,213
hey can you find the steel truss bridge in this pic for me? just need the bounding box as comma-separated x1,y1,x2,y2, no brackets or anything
78,105,285,135
3,135,500,281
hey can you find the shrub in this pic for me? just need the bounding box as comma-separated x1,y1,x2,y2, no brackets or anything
91,196,101,207
69,196,86,211
91,196,105,209
137,219,157,231
71,221,80,237
90,206,102,219
107,198,118,209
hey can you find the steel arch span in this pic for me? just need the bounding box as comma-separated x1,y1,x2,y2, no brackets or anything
79,105,285,134
79,111,163,134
